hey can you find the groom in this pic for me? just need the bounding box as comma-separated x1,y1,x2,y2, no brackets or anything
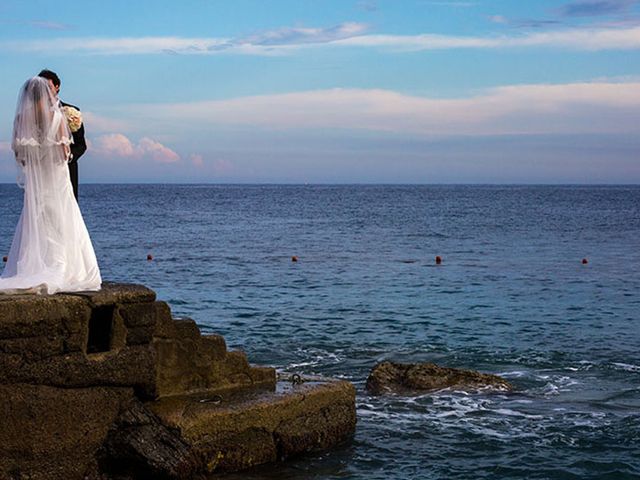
38,69,87,201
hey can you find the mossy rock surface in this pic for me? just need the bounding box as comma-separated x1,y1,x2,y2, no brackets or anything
0,284,357,479
366,361,513,395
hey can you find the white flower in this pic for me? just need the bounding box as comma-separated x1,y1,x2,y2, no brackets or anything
63,106,82,133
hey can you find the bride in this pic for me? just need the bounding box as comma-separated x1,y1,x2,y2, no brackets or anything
0,76,101,294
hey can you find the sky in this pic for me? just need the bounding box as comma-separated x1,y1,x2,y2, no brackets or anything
0,0,639,183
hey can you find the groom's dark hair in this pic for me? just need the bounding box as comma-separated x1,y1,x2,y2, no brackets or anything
38,69,61,87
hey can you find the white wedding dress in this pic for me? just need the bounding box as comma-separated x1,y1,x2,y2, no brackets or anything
0,77,101,295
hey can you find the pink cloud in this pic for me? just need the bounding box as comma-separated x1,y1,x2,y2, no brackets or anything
93,133,180,163
137,82,640,136
189,153,204,167
95,133,135,156
138,137,180,163
188,154,234,174
211,159,234,175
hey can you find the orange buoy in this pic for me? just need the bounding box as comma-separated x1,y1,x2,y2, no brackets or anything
435,255,442,265
291,255,298,262
147,254,153,261
582,258,588,265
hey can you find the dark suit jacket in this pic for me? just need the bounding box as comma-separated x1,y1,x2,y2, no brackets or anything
60,101,86,200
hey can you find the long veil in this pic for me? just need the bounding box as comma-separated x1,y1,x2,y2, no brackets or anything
0,76,100,294
12,77,72,186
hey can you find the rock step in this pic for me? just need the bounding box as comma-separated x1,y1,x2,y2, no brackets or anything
153,313,276,397
0,283,276,398
98,379,357,478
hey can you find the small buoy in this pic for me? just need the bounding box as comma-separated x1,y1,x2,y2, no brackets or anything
435,255,442,265
291,255,298,262
581,258,588,265
147,254,153,261
2,256,7,263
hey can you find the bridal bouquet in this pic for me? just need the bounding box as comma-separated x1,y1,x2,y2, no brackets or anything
62,106,82,133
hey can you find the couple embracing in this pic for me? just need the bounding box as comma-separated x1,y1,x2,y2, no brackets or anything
38,69,87,202
0,71,101,295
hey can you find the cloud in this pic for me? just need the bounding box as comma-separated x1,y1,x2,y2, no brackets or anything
488,15,509,24
512,19,564,28
490,1,638,32
0,22,368,56
211,159,234,175
596,15,640,26
94,133,135,156
240,22,368,46
133,82,640,137
487,15,563,29
335,26,640,51
3,36,231,55
138,137,180,163
559,0,639,17
357,1,378,12
189,153,204,167
0,19,73,30
94,133,180,163
419,1,477,6
29,20,73,30
3,24,640,55
187,154,234,175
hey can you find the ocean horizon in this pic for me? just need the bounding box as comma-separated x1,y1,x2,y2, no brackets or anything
2,182,639,186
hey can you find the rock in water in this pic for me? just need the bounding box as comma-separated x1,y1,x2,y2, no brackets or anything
366,361,513,395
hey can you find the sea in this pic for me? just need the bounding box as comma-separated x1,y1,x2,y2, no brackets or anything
0,184,638,479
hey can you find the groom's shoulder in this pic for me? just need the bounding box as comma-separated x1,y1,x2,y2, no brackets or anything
60,100,81,111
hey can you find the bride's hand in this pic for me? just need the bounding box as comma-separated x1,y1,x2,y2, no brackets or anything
63,144,70,161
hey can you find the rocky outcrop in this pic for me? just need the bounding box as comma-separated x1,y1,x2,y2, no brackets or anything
92,380,356,479
366,361,512,395
96,398,200,479
0,283,356,480
147,380,356,475
0,384,132,480
0,284,274,398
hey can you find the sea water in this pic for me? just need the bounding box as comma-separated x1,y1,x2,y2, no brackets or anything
0,184,638,479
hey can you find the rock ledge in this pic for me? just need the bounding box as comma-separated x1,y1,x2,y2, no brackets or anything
0,283,356,479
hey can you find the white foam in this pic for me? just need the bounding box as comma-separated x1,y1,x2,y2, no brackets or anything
494,408,544,420
534,374,581,397
612,362,640,372
498,370,529,378
286,347,344,369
